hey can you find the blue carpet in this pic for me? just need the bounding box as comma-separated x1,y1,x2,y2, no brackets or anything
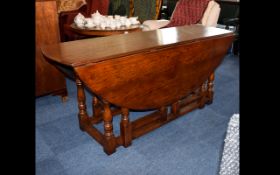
36,54,239,175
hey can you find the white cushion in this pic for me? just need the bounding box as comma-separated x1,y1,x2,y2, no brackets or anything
205,3,220,27
201,1,216,25
142,19,170,31
201,1,221,27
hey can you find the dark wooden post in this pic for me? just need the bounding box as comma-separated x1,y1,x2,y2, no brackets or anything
76,77,89,131
171,101,180,117
206,73,215,104
92,96,102,117
103,101,117,155
120,108,132,147
159,106,168,121
199,81,208,109
129,0,134,17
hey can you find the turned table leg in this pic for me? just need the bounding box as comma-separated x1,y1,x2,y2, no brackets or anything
92,96,102,117
103,101,117,155
120,108,132,147
76,78,90,131
171,101,180,117
198,81,207,109
206,73,215,104
159,106,168,121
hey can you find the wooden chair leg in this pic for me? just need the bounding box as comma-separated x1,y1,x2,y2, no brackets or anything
120,108,132,147
76,78,90,131
103,101,117,155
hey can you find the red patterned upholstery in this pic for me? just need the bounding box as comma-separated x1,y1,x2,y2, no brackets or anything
88,0,109,15
165,0,210,28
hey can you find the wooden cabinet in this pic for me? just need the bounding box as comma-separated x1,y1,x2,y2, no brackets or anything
36,0,67,98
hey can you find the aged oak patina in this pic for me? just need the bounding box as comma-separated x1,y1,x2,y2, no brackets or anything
41,25,234,155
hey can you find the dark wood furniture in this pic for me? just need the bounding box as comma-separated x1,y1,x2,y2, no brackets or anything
36,0,67,98
41,25,234,155
69,23,142,37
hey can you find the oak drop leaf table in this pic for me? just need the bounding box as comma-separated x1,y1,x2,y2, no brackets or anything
41,25,234,155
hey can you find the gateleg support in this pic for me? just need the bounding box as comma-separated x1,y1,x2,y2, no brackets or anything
159,106,168,121
206,72,215,104
120,108,132,148
75,77,90,131
171,101,180,118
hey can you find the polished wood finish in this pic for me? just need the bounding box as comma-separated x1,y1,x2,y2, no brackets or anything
75,76,89,131
155,0,163,19
102,101,117,154
42,25,234,155
120,108,132,147
92,96,102,119
36,0,67,98
129,0,134,17
207,73,215,104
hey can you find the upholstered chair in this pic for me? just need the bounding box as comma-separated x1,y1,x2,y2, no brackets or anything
108,0,130,16
142,0,220,31
130,0,163,22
